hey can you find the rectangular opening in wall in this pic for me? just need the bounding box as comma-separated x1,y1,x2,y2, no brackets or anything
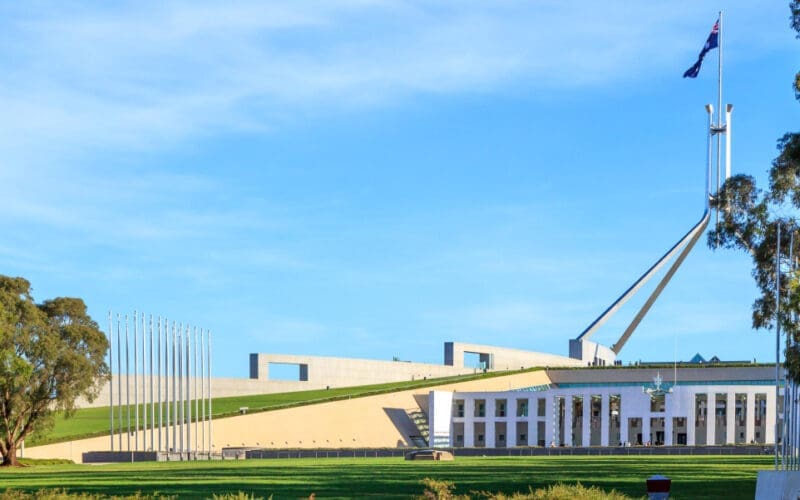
475,399,486,418
495,399,507,417
464,352,483,370
453,399,465,418
268,362,309,381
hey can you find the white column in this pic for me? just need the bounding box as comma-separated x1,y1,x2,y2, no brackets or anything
726,391,736,445
429,391,454,449
527,398,537,446
544,396,554,447
707,393,717,445
620,417,629,446
664,392,673,446
600,393,610,447
642,415,651,445
581,394,591,447
564,396,573,446
745,392,755,444
664,416,673,446
485,399,496,448
464,399,475,447
766,389,776,444
687,392,696,446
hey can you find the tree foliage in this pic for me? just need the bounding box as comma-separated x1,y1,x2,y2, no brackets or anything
0,276,108,466
708,2,800,381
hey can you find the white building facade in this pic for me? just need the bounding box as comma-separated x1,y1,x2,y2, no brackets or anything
429,366,781,448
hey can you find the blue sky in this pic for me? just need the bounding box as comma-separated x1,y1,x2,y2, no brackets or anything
1,2,798,377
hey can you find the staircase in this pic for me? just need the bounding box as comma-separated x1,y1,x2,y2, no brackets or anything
407,409,429,447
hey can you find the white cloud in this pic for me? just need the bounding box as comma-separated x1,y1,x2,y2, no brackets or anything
0,1,787,158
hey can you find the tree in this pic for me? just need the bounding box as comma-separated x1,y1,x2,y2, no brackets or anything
0,276,108,466
708,2,800,381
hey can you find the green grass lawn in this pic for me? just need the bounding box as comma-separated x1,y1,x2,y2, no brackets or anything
0,455,772,499
30,369,527,446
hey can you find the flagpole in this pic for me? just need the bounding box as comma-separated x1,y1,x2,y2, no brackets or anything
715,10,723,236
108,311,114,452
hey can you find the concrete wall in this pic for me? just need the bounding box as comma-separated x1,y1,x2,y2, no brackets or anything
249,353,477,386
568,339,617,366
25,370,553,463
444,342,583,370
249,341,585,390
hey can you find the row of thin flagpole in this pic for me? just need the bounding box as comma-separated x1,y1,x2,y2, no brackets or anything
783,379,799,470
107,311,213,457
777,227,799,470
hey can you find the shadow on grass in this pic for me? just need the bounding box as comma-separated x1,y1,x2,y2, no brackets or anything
0,456,771,499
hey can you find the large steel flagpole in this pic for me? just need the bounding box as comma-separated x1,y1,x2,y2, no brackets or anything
705,104,713,210
718,11,725,236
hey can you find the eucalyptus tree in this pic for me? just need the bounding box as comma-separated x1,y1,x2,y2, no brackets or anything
708,1,800,381
0,276,108,466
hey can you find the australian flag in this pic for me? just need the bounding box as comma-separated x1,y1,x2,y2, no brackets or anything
683,19,719,78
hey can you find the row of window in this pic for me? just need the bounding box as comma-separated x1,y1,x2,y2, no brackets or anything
453,398,547,418
454,394,770,420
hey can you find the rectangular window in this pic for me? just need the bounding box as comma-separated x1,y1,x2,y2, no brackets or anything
537,398,546,417
650,394,665,413
453,400,465,418
496,399,507,417
517,399,528,417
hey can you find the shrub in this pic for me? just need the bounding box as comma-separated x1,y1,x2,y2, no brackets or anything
419,480,635,500
419,478,467,499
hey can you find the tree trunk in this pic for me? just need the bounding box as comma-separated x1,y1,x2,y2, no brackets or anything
1,441,17,467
